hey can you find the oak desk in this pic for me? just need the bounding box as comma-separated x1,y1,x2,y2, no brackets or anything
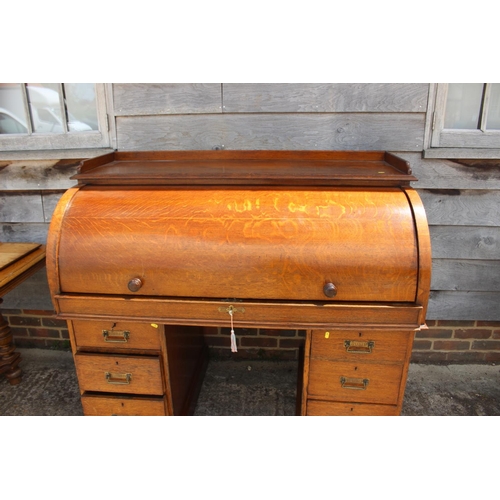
46,150,431,415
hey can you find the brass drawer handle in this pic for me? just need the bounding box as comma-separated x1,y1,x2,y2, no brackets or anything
105,372,132,385
344,340,375,354
102,330,130,343
340,376,369,390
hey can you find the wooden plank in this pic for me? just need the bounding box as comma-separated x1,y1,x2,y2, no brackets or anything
0,148,113,161
395,152,500,190
438,129,500,149
0,192,44,223
116,113,425,151
423,148,500,159
429,226,500,260
418,189,500,226
0,244,45,291
431,259,500,292
222,83,429,113
0,160,79,191
0,243,40,271
427,291,500,321
113,83,222,116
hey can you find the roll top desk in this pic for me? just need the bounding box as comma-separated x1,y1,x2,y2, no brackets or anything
46,150,431,416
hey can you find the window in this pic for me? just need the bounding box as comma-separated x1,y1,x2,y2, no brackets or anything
0,83,110,151
425,83,500,158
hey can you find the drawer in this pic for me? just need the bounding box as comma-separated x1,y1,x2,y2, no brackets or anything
81,394,167,416
307,360,404,405
72,320,161,351
75,353,164,395
306,400,399,416
311,330,412,363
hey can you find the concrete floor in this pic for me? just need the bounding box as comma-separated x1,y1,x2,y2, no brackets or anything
1,348,499,416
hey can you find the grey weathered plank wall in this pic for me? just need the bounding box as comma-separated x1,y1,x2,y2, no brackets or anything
2,83,499,320
400,152,500,320
114,83,427,151
0,160,81,309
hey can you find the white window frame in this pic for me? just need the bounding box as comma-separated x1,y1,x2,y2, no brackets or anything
0,83,112,152
423,83,500,159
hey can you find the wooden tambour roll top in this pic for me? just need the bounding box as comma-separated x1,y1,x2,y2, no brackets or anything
47,150,431,330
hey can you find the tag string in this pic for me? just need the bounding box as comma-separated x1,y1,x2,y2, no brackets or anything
229,309,237,353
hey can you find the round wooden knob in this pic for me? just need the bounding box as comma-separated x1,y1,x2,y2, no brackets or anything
128,277,143,292
323,282,337,298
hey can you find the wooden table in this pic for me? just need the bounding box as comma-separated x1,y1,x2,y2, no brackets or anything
0,243,46,385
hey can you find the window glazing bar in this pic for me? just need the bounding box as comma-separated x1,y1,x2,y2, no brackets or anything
479,83,491,132
20,83,33,134
57,83,69,133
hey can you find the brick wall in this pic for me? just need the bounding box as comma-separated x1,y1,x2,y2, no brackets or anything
412,320,500,363
4,309,70,350
5,310,500,363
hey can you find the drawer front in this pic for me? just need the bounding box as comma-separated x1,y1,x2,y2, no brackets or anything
311,330,412,363
75,354,164,395
72,320,161,351
306,400,399,416
81,394,167,416
307,360,404,405
58,187,418,303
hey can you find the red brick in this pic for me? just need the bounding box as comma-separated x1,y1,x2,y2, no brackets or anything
208,347,297,360
298,330,307,337
28,328,61,338
471,340,500,350
493,331,500,339
446,351,486,363
204,336,233,347
61,329,70,339
202,327,219,335
9,316,41,326
1,309,22,315
485,352,500,363
11,327,29,337
416,329,452,339
433,340,470,351
437,320,475,327
221,327,258,336
240,337,277,348
410,351,448,363
425,320,437,327
477,321,500,327
279,338,305,349
12,338,54,349
22,309,56,316
412,340,432,350
259,329,297,337
454,329,492,339
42,317,68,328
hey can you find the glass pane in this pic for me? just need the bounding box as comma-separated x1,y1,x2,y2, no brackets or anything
444,83,484,129
0,83,28,134
486,83,500,130
26,83,64,133
64,83,98,131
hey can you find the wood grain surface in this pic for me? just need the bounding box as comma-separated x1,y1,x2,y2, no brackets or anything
57,186,419,302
